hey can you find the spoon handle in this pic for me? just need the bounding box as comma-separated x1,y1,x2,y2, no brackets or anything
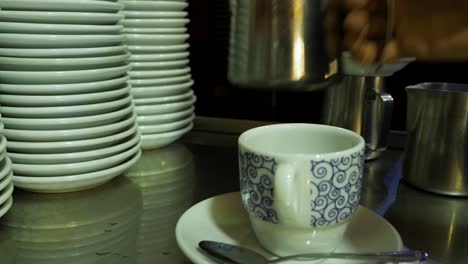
274,250,429,262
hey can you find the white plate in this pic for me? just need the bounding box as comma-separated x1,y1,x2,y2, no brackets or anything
6,118,138,154
2,102,133,130
122,27,186,34
0,196,13,219
2,113,136,142
141,122,192,150
0,0,123,12
0,94,131,118
129,52,189,62
134,96,195,115
0,84,131,107
0,183,14,206
0,11,124,25
8,131,140,165
0,135,6,155
129,67,190,79
0,158,12,183
121,11,187,19
132,81,193,99
175,192,404,264
131,60,189,70
0,172,12,193
0,33,124,48
136,106,193,125
12,150,141,193
0,45,128,58
0,75,129,95
0,64,131,84
0,22,123,34
119,1,187,11
120,18,189,28
0,52,130,71
127,44,189,54
125,34,188,45
139,114,194,134
12,142,140,177
129,74,191,87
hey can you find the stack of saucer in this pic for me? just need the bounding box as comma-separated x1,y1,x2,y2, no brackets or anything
119,0,195,150
124,143,195,263
0,115,14,219
0,0,141,193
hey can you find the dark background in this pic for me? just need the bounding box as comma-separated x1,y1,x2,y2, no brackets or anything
186,0,468,131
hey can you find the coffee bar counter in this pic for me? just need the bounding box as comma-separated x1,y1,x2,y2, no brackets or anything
0,117,465,263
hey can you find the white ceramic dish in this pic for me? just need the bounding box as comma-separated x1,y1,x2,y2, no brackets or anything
0,22,123,34
134,96,195,115
131,60,189,71
0,64,131,84
136,106,194,125
0,11,124,25
121,11,187,19
0,172,12,194
132,81,193,99
0,75,129,95
0,84,131,107
2,113,136,142
0,45,128,58
122,27,186,34
133,89,193,104
129,52,189,62
124,34,189,45
139,114,194,134
8,131,140,165
0,135,6,154
129,74,190,87
120,18,189,28
0,183,14,206
6,116,138,154
129,67,190,79
0,196,13,218
12,151,141,193
1,103,133,130
119,1,187,11
0,94,131,118
0,0,123,12
0,33,124,48
12,143,141,177
175,192,404,264
0,158,12,182
0,52,130,71
141,123,192,150
127,44,189,53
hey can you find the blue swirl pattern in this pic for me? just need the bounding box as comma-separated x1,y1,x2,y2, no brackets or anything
239,151,278,224
309,150,364,227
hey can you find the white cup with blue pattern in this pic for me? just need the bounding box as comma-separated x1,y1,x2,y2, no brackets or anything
238,123,365,255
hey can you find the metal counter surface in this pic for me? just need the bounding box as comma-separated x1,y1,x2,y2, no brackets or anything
0,139,465,263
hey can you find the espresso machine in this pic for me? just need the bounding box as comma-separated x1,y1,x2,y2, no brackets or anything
227,0,412,160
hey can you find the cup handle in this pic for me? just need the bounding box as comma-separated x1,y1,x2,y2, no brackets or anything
274,163,300,224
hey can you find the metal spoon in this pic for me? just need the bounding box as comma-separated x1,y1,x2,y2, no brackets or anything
199,241,429,263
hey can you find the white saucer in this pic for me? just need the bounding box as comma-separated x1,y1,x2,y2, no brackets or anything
122,27,186,34
119,1,187,11
0,10,124,25
0,33,123,48
130,60,189,70
124,34,189,45
0,45,128,58
141,123,193,150
132,81,193,99
139,114,194,134
129,67,190,79
0,183,14,206
0,0,123,13
129,74,191,87
120,18,189,28
0,197,13,219
127,44,189,53
0,22,123,35
121,11,187,19
176,192,404,264
137,106,194,125
129,52,189,62
134,96,195,115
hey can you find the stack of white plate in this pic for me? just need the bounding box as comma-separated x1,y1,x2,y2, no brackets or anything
0,0,141,193
124,143,195,263
0,115,14,219
119,0,195,150
0,177,141,264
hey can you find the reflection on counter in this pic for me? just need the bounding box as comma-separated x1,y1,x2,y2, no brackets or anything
125,143,195,263
0,177,142,264
385,182,468,264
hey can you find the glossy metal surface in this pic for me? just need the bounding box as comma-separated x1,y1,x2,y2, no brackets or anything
228,0,340,90
0,126,465,263
323,76,394,160
404,83,468,196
